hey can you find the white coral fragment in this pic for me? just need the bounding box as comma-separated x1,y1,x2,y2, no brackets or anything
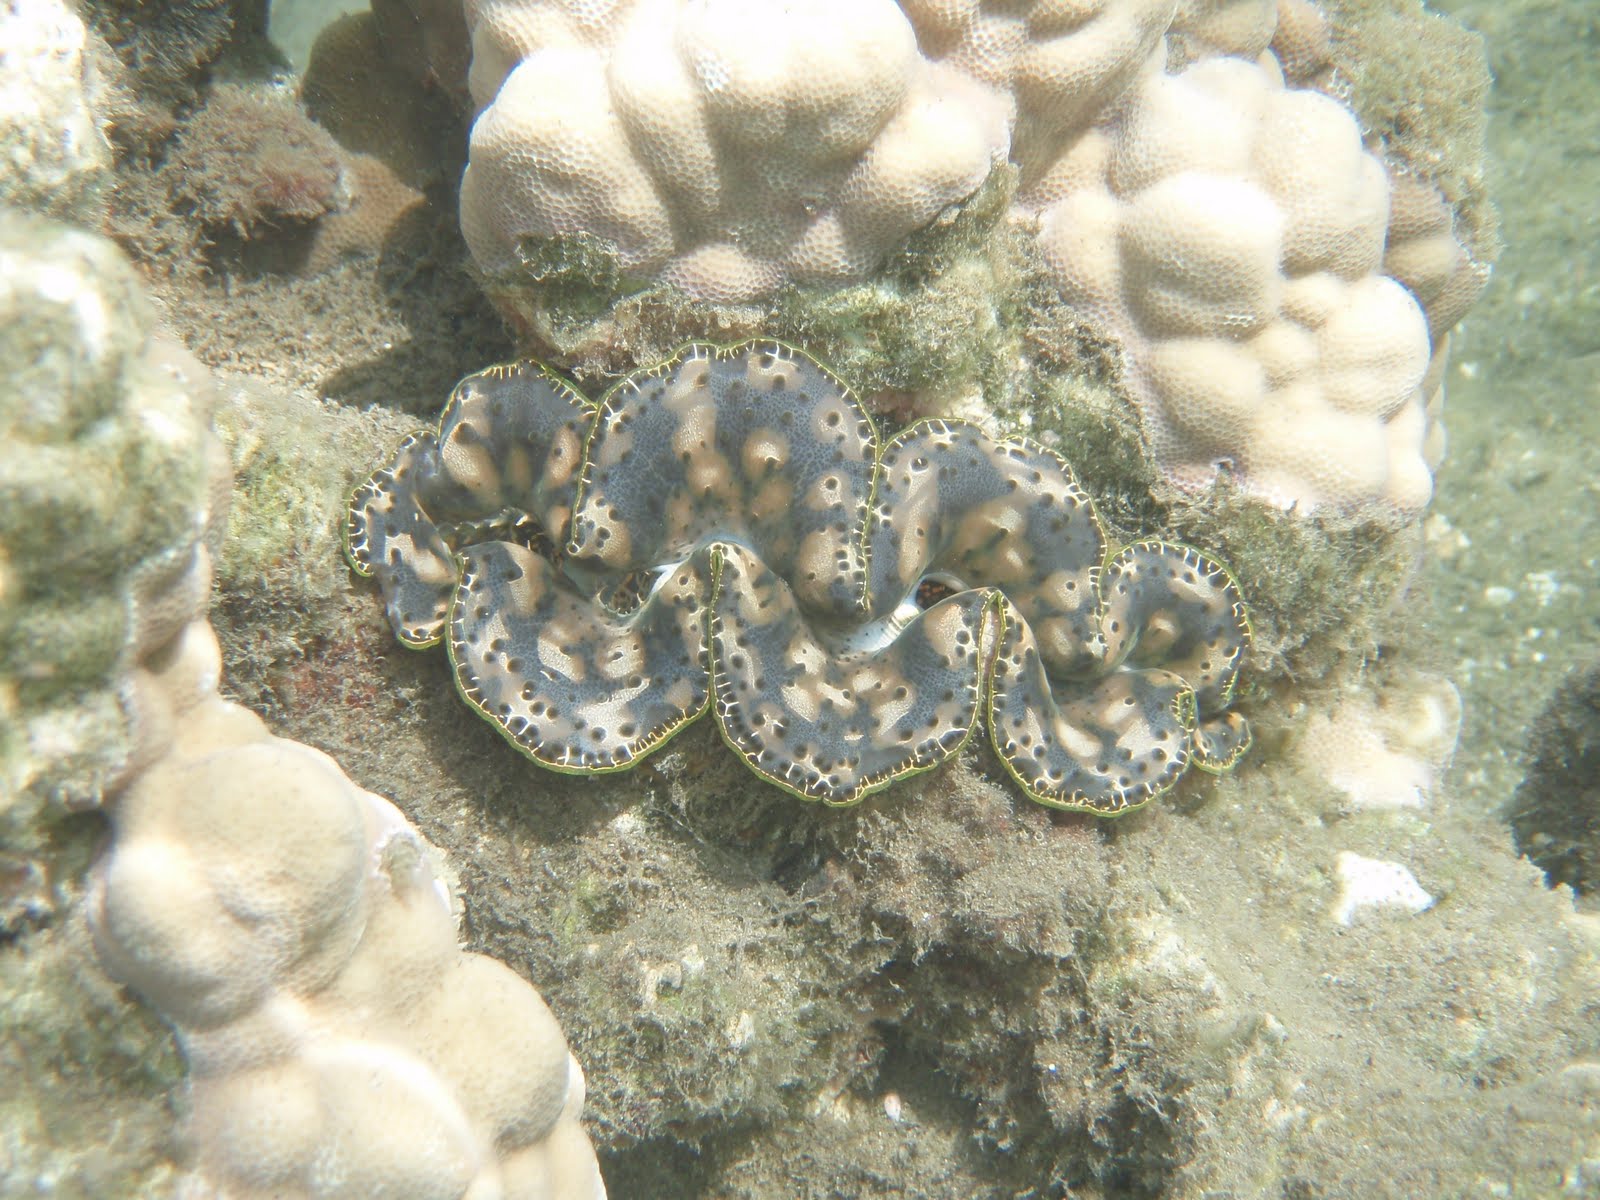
1331,851,1434,926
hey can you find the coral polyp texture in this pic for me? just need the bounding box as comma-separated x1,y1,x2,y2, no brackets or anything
348,341,1251,812
92,616,607,1200
456,0,1489,515
1035,54,1437,511
458,0,1008,301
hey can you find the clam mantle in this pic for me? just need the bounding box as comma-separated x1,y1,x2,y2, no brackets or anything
347,341,1251,812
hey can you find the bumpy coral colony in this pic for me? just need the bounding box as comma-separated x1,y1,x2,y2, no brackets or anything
348,341,1251,813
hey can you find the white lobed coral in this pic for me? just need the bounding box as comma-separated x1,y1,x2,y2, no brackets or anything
1035,54,1436,511
91,615,606,1200
1383,171,1490,345
1291,674,1461,812
457,1,1483,514
4,213,608,1199
458,0,1009,301
1166,0,1279,65
901,0,1175,193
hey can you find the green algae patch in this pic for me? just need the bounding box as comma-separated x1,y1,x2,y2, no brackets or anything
211,375,417,626
1320,0,1498,264
1164,491,1423,684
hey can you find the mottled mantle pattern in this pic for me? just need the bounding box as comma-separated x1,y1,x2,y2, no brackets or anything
347,341,1250,812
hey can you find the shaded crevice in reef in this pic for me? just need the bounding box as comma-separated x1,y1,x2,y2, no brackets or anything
89,0,514,412
1508,657,1600,896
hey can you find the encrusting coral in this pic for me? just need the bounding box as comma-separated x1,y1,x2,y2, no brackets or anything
348,340,1251,812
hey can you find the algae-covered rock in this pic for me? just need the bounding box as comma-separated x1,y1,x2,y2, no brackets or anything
0,0,111,223
0,210,226,832
0,211,222,1198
